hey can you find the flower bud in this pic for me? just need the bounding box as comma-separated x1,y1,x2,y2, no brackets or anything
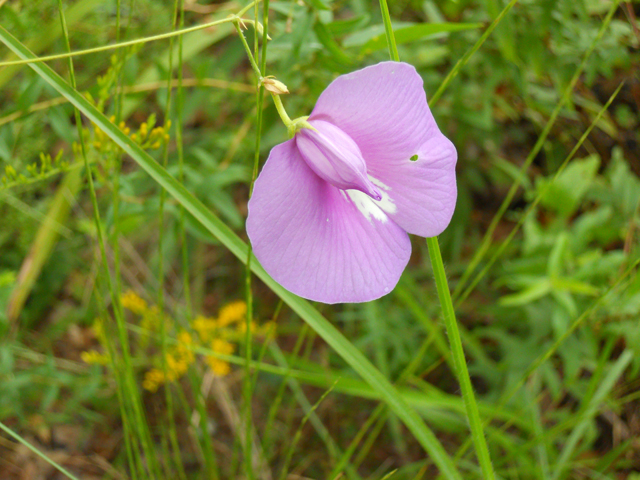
296,120,382,200
262,77,289,95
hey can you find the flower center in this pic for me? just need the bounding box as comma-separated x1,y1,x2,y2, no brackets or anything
296,120,382,200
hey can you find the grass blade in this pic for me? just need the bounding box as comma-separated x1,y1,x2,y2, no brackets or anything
0,421,80,480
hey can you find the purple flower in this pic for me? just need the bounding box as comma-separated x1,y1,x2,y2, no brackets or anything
247,62,457,304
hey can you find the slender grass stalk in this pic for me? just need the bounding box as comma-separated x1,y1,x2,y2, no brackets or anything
176,1,191,320
57,4,160,478
378,0,398,62
0,1,262,68
108,1,139,476
241,2,270,477
429,0,519,106
156,0,188,477
378,1,495,477
0,421,80,480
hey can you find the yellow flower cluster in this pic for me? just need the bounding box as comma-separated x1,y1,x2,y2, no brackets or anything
143,330,196,392
129,116,170,150
115,291,275,392
206,339,235,376
121,290,148,315
89,114,169,154
80,349,109,365
1,150,68,188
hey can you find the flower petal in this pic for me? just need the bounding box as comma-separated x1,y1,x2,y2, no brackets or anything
309,61,457,237
247,139,411,304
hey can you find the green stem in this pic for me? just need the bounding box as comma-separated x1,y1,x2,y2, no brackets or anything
429,0,519,106
378,0,495,477
57,3,159,478
379,0,399,61
426,237,495,479
241,1,270,477
234,20,263,80
271,94,294,130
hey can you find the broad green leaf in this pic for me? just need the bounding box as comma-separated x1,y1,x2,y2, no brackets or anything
343,22,412,48
314,19,354,65
360,22,483,54
0,26,462,480
536,155,600,218
303,0,331,11
325,14,370,36
500,279,552,306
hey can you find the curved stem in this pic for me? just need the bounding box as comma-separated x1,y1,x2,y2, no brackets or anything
271,94,293,127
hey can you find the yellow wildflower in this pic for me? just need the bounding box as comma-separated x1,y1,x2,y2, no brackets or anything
193,315,217,342
175,331,195,365
143,368,165,392
80,350,109,365
141,305,162,331
206,357,231,376
236,320,258,334
92,318,106,342
217,301,247,327
121,290,148,315
211,338,235,355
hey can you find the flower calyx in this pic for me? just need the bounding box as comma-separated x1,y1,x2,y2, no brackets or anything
287,116,315,138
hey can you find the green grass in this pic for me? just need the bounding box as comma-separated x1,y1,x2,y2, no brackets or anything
0,0,638,479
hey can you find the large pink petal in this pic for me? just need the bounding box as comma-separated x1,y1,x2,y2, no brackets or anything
246,139,411,304
309,61,457,238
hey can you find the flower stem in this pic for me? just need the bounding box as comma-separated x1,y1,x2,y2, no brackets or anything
271,94,294,129
379,0,399,62
426,237,495,480
377,0,495,477
233,20,263,81
233,17,296,137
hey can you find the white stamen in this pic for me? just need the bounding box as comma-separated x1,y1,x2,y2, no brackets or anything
343,190,388,223
368,176,397,215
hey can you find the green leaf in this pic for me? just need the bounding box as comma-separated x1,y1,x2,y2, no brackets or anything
360,22,483,54
537,155,600,218
0,26,462,480
302,0,331,11
314,19,354,65
500,279,552,306
325,14,370,36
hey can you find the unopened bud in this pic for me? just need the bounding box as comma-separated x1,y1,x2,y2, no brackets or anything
261,77,289,95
